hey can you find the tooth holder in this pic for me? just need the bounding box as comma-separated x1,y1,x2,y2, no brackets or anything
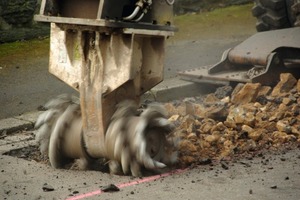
34,0,176,158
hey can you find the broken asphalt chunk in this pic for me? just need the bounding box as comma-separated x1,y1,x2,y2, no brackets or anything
101,184,120,192
42,183,54,192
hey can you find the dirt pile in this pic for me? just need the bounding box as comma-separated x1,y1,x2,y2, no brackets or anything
4,73,300,173
166,73,300,167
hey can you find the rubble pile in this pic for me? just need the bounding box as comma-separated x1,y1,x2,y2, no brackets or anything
166,73,300,167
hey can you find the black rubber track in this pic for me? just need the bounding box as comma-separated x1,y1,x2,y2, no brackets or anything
290,1,300,26
252,0,292,31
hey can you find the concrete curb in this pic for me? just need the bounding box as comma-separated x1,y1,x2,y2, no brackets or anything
0,111,43,135
0,78,212,135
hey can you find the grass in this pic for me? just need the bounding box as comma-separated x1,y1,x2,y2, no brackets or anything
171,3,256,41
0,37,50,61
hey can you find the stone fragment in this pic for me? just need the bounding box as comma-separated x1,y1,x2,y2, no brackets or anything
211,122,227,132
291,127,300,137
187,133,198,142
205,135,218,143
260,121,277,132
239,139,257,151
297,79,300,93
185,101,205,118
198,158,212,165
205,132,220,144
224,129,239,139
257,86,272,97
269,111,284,121
270,185,277,189
214,85,233,99
219,136,226,144
199,139,211,148
248,130,263,141
253,102,262,108
220,161,229,170
278,104,288,116
180,156,197,165
231,83,244,98
231,83,261,104
291,105,300,115
199,119,216,134
164,102,186,116
282,97,293,105
271,73,297,97
276,121,292,133
272,131,296,144
269,116,277,122
204,94,220,104
224,120,236,129
42,183,54,192
259,105,267,112
203,103,228,120
283,111,292,118
180,115,197,133
297,97,300,105
288,95,296,103
220,140,235,158
242,125,254,133
221,96,230,103
256,95,269,105
226,105,256,126
254,112,266,124
179,140,198,152
101,184,120,192
164,103,177,115
169,114,180,122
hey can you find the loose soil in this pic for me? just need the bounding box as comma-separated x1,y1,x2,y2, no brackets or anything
3,74,300,176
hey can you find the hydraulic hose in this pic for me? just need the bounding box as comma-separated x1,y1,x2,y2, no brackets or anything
123,6,141,20
134,13,145,22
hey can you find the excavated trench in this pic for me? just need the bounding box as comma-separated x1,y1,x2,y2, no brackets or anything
2,73,300,173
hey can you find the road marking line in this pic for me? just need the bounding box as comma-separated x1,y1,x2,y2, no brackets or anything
66,168,186,200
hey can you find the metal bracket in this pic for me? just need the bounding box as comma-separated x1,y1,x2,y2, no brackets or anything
179,27,300,85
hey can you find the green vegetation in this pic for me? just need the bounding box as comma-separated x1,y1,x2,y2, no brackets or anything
0,37,50,67
0,37,49,58
175,4,253,25
171,3,255,41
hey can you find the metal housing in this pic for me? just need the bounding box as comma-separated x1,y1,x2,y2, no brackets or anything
35,0,175,157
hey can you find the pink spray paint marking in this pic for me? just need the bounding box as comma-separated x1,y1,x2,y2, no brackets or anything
66,169,186,200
